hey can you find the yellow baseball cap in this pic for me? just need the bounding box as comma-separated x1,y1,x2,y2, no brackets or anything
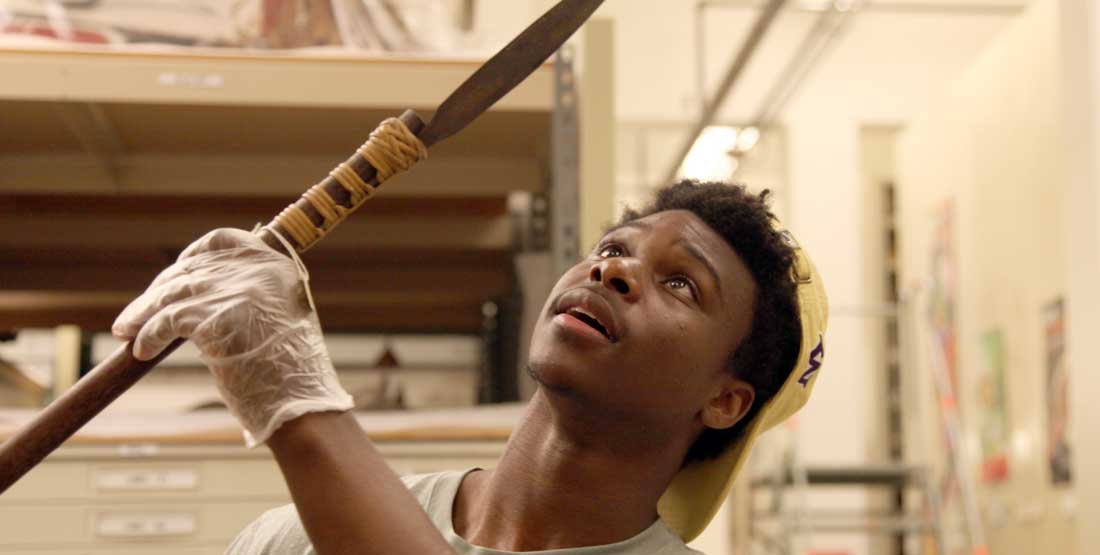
657,225,829,542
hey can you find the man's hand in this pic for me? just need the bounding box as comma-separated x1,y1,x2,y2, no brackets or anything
112,228,353,446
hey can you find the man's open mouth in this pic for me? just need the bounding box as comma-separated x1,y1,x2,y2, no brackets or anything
566,307,612,340
554,290,620,343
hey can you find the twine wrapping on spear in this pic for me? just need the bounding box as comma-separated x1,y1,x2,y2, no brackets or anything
274,117,428,251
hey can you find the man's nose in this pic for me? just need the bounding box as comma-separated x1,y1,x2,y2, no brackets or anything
589,259,641,302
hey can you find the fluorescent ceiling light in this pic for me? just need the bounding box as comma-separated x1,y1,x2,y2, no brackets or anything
679,126,740,182
797,0,832,11
737,126,760,152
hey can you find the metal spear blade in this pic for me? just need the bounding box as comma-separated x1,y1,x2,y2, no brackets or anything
417,0,605,148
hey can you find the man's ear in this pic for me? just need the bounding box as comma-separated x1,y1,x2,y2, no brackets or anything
701,378,755,430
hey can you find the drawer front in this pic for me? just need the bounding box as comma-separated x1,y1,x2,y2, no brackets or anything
2,442,506,502
2,458,287,502
0,501,285,548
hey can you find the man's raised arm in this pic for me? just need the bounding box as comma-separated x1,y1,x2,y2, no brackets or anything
112,227,454,555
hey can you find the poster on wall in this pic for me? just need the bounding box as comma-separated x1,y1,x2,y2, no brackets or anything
977,329,1010,484
1044,298,1072,485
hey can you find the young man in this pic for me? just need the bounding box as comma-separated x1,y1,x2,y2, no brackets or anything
113,180,828,554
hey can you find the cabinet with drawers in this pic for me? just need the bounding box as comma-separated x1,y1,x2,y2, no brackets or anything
0,440,508,553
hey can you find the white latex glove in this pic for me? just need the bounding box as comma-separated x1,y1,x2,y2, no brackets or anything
112,227,353,447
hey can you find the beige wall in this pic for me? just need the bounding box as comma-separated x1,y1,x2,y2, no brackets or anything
1058,0,1100,551
897,0,1078,553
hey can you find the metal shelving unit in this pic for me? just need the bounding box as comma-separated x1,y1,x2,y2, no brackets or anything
750,463,946,555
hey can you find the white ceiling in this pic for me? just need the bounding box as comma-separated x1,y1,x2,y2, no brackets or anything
479,0,1035,190
595,0,1031,124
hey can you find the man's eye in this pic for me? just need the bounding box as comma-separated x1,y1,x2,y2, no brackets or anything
667,277,690,289
666,277,698,300
598,244,625,258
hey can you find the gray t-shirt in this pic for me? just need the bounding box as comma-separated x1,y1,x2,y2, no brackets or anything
227,469,702,554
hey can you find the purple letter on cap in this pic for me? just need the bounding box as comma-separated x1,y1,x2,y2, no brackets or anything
798,337,824,388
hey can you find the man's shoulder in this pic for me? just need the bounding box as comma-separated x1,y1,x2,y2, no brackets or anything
225,503,312,555
225,471,458,555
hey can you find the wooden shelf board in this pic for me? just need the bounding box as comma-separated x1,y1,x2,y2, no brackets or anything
0,153,543,197
0,101,551,158
0,46,554,111
0,290,497,333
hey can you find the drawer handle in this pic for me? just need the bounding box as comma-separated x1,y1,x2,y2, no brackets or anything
96,468,199,491
95,512,197,537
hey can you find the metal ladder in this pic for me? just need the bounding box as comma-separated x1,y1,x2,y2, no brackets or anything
924,319,990,555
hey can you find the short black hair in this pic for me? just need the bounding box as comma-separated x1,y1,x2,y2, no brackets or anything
617,180,802,464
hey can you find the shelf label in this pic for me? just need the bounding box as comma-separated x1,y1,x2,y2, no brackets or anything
157,71,225,89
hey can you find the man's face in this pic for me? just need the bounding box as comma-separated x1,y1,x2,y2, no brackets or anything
528,209,758,440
